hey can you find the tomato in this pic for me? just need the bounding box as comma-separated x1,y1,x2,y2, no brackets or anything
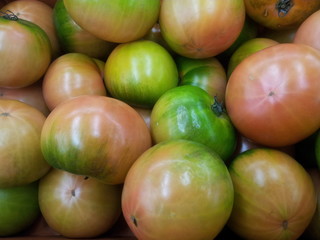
303,168,320,240
63,0,160,43
42,52,107,110
225,43,320,147
244,0,320,30
0,12,51,88
105,40,179,108
159,0,245,58
0,81,50,116
53,0,116,60
175,56,227,102
227,37,279,77
151,85,237,161
0,99,50,188
122,139,234,240
40,95,152,185
38,168,122,238
294,10,320,51
228,148,317,240
1,0,61,59
0,181,40,236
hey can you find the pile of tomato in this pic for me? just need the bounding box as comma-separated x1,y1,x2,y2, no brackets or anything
0,0,319,240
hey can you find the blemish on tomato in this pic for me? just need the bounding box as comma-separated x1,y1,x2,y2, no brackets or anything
282,220,288,229
131,215,138,227
71,189,76,197
0,112,10,117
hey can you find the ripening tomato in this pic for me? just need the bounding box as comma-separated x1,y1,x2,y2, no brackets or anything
39,169,122,238
1,0,61,59
244,0,320,30
42,52,107,110
0,99,51,188
53,0,117,60
228,148,317,240
122,139,234,240
40,95,152,185
63,0,160,43
294,10,320,51
160,0,246,58
226,43,320,147
0,12,51,88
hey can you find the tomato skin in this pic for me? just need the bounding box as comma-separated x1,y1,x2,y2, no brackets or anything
0,181,40,236
53,0,116,60
0,99,51,188
39,169,122,238
176,56,227,102
42,52,107,110
63,0,160,43
160,0,245,58
1,0,61,59
0,81,50,116
105,40,179,108
294,10,320,51
227,37,279,77
40,95,152,185
244,0,320,30
122,139,234,240
226,43,320,147
0,17,51,88
151,85,237,161
228,148,317,240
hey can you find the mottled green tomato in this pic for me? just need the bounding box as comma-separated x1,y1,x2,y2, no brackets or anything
63,0,160,43
105,40,179,108
0,181,40,236
228,148,317,240
40,95,152,185
122,139,234,240
53,0,116,60
175,56,227,102
227,38,279,77
151,85,237,161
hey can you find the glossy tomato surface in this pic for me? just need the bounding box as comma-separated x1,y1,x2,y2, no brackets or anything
0,15,51,88
0,99,50,188
294,10,320,51
226,43,320,147
39,168,122,238
105,40,179,108
244,0,320,30
151,85,237,161
122,139,234,240
160,0,245,58
53,0,116,60
176,56,227,101
1,0,61,58
63,0,160,43
228,148,317,240
42,52,107,110
40,95,152,185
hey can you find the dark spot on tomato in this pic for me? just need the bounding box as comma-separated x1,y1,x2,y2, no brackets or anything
131,215,138,227
84,176,89,180
0,112,10,117
71,189,76,197
282,219,288,229
268,91,275,96
276,0,294,17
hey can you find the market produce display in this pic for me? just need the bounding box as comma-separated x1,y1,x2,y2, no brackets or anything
0,0,319,239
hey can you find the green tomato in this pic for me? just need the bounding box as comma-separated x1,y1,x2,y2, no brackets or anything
0,181,40,236
150,85,237,161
